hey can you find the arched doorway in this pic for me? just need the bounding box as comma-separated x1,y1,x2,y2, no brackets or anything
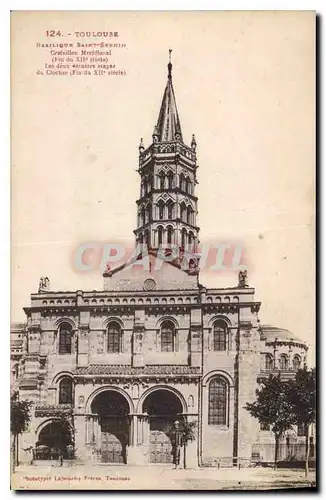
91,390,130,464
37,420,72,459
143,389,183,464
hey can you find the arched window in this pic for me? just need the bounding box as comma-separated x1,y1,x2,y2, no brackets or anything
265,354,274,370
107,322,122,353
208,378,228,426
181,228,187,248
158,202,164,220
59,377,73,404
293,355,301,371
185,178,191,194
187,206,192,225
167,226,173,244
188,231,194,247
179,173,185,191
167,201,173,219
167,172,173,189
145,205,150,223
141,207,146,226
180,203,187,222
188,395,194,408
157,226,163,246
58,323,73,354
213,321,227,351
159,173,165,190
279,355,288,370
161,321,175,352
144,229,150,248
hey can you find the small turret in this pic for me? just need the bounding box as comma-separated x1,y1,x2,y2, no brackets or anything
191,134,197,151
175,124,182,141
139,137,145,154
152,125,159,143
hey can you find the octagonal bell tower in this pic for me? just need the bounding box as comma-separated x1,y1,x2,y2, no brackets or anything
134,52,200,252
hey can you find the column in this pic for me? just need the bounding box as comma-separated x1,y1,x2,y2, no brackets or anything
137,416,143,445
94,416,100,446
143,415,150,464
273,339,278,369
132,415,137,446
127,415,145,465
85,416,91,443
288,341,292,370
153,229,157,248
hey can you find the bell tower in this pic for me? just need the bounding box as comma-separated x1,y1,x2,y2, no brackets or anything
134,51,199,252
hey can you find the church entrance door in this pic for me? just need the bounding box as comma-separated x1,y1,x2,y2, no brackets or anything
100,418,127,464
91,390,130,464
143,389,183,465
149,417,174,463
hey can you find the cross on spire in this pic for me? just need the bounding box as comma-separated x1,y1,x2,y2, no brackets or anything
168,49,172,80
154,50,183,142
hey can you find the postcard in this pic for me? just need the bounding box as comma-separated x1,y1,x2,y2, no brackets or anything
10,11,316,490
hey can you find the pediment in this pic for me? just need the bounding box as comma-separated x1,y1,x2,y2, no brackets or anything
103,251,198,292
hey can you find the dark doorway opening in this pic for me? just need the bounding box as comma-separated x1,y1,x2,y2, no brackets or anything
91,390,130,464
36,421,72,460
143,390,183,464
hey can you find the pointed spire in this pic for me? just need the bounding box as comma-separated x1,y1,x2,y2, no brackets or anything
155,50,183,143
139,137,144,153
191,134,197,151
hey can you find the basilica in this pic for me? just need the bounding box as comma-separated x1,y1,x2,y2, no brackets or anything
11,58,310,467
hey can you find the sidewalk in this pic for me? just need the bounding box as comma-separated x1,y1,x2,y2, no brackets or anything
11,464,316,490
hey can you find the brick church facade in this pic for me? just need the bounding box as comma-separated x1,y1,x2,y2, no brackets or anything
11,59,309,467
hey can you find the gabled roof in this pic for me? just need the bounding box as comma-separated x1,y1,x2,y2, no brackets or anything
103,249,199,291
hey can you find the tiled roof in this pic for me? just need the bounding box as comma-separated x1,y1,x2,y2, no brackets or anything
75,365,201,376
260,325,306,344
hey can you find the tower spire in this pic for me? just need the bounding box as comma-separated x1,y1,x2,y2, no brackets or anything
134,57,199,255
154,50,183,143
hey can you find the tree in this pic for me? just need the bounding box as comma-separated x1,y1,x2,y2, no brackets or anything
245,374,295,469
178,420,197,469
165,419,197,469
10,391,32,471
288,367,316,477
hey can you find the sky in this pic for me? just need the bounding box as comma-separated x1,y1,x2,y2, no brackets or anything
11,11,315,363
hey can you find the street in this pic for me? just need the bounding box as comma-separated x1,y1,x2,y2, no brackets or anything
11,464,316,491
